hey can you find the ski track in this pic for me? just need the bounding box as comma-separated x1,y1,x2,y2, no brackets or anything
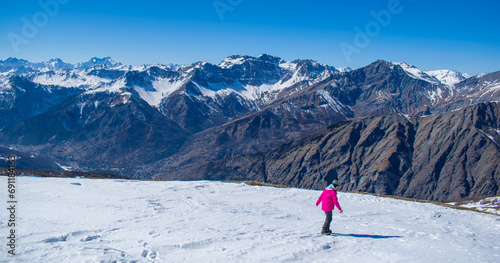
1,177,499,262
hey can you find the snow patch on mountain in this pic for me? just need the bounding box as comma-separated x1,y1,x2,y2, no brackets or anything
393,62,439,84
482,80,500,92
194,81,277,104
278,61,298,71
317,89,349,112
426,87,445,105
191,64,324,104
114,92,132,106
391,62,471,87
400,113,412,124
0,75,12,92
219,56,247,69
458,77,500,103
236,72,308,102
86,78,127,95
135,78,186,106
337,67,352,73
425,69,470,85
32,71,112,88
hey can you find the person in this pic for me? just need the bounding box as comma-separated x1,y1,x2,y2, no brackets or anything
316,178,343,235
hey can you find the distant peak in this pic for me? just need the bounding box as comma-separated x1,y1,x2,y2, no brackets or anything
364,59,394,69
227,55,252,60
219,54,285,69
219,55,251,68
1,57,29,65
78,57,121,69
425,69,470,85
291,58,321,65
257,54,284,63
374,59,392,64
391,61,417,68
88,57,118,64
338,67,352,73
48,58,64,63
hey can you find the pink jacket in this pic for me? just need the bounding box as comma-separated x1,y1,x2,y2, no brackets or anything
316,185,342,212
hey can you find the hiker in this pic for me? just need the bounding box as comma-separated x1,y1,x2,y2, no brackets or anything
316,178,343,235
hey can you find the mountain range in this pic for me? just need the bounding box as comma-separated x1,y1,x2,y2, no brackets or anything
0,55,498,201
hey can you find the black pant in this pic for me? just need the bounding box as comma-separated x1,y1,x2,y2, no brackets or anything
322,211,333,230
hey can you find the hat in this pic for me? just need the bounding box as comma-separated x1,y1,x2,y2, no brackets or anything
332,178,339,186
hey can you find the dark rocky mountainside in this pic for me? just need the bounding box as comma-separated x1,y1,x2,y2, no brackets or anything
0,76,83,129
0,91,188,171
157,103,500,202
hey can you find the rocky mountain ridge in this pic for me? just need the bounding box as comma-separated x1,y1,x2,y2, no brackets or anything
159,102,499,202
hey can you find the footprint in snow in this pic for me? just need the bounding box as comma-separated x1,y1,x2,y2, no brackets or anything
43,230,100,243
43,235,68,243
80,235,101,242
142,249,159,260
149,230,160,238
141,243,158,259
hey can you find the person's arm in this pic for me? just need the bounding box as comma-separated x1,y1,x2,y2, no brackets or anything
316,192,323,206
332,191,342,212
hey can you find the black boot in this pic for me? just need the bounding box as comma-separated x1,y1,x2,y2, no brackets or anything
321,228,332,235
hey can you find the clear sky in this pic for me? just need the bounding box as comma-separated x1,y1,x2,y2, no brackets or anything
1,0,499,75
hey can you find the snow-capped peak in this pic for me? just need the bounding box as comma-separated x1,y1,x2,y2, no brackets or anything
45,58,74,70
392,62,471,86
219,55,248,68
77,57,122,69
257,54,284,64
219,54,284,69
392,62,439,84
338,67,352,73
424,69,470,85
0,57,123,73
0,57,30,67
48,58,64,64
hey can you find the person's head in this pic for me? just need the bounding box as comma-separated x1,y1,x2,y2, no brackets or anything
332,178,339,187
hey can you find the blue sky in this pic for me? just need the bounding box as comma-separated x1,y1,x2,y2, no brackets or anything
1,0,499,75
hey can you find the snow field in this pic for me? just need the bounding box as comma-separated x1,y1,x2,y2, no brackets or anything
1,176,499,262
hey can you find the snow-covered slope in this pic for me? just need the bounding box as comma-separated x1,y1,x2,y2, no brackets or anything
425,69,470,85
337,67,352,73
391,62,470,86
392,62,440,84
4,176,499,262
387,62,475,107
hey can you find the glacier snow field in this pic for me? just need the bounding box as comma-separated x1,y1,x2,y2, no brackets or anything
1,176,499,263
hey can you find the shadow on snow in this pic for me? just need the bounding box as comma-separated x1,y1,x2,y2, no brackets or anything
333,233,403,239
